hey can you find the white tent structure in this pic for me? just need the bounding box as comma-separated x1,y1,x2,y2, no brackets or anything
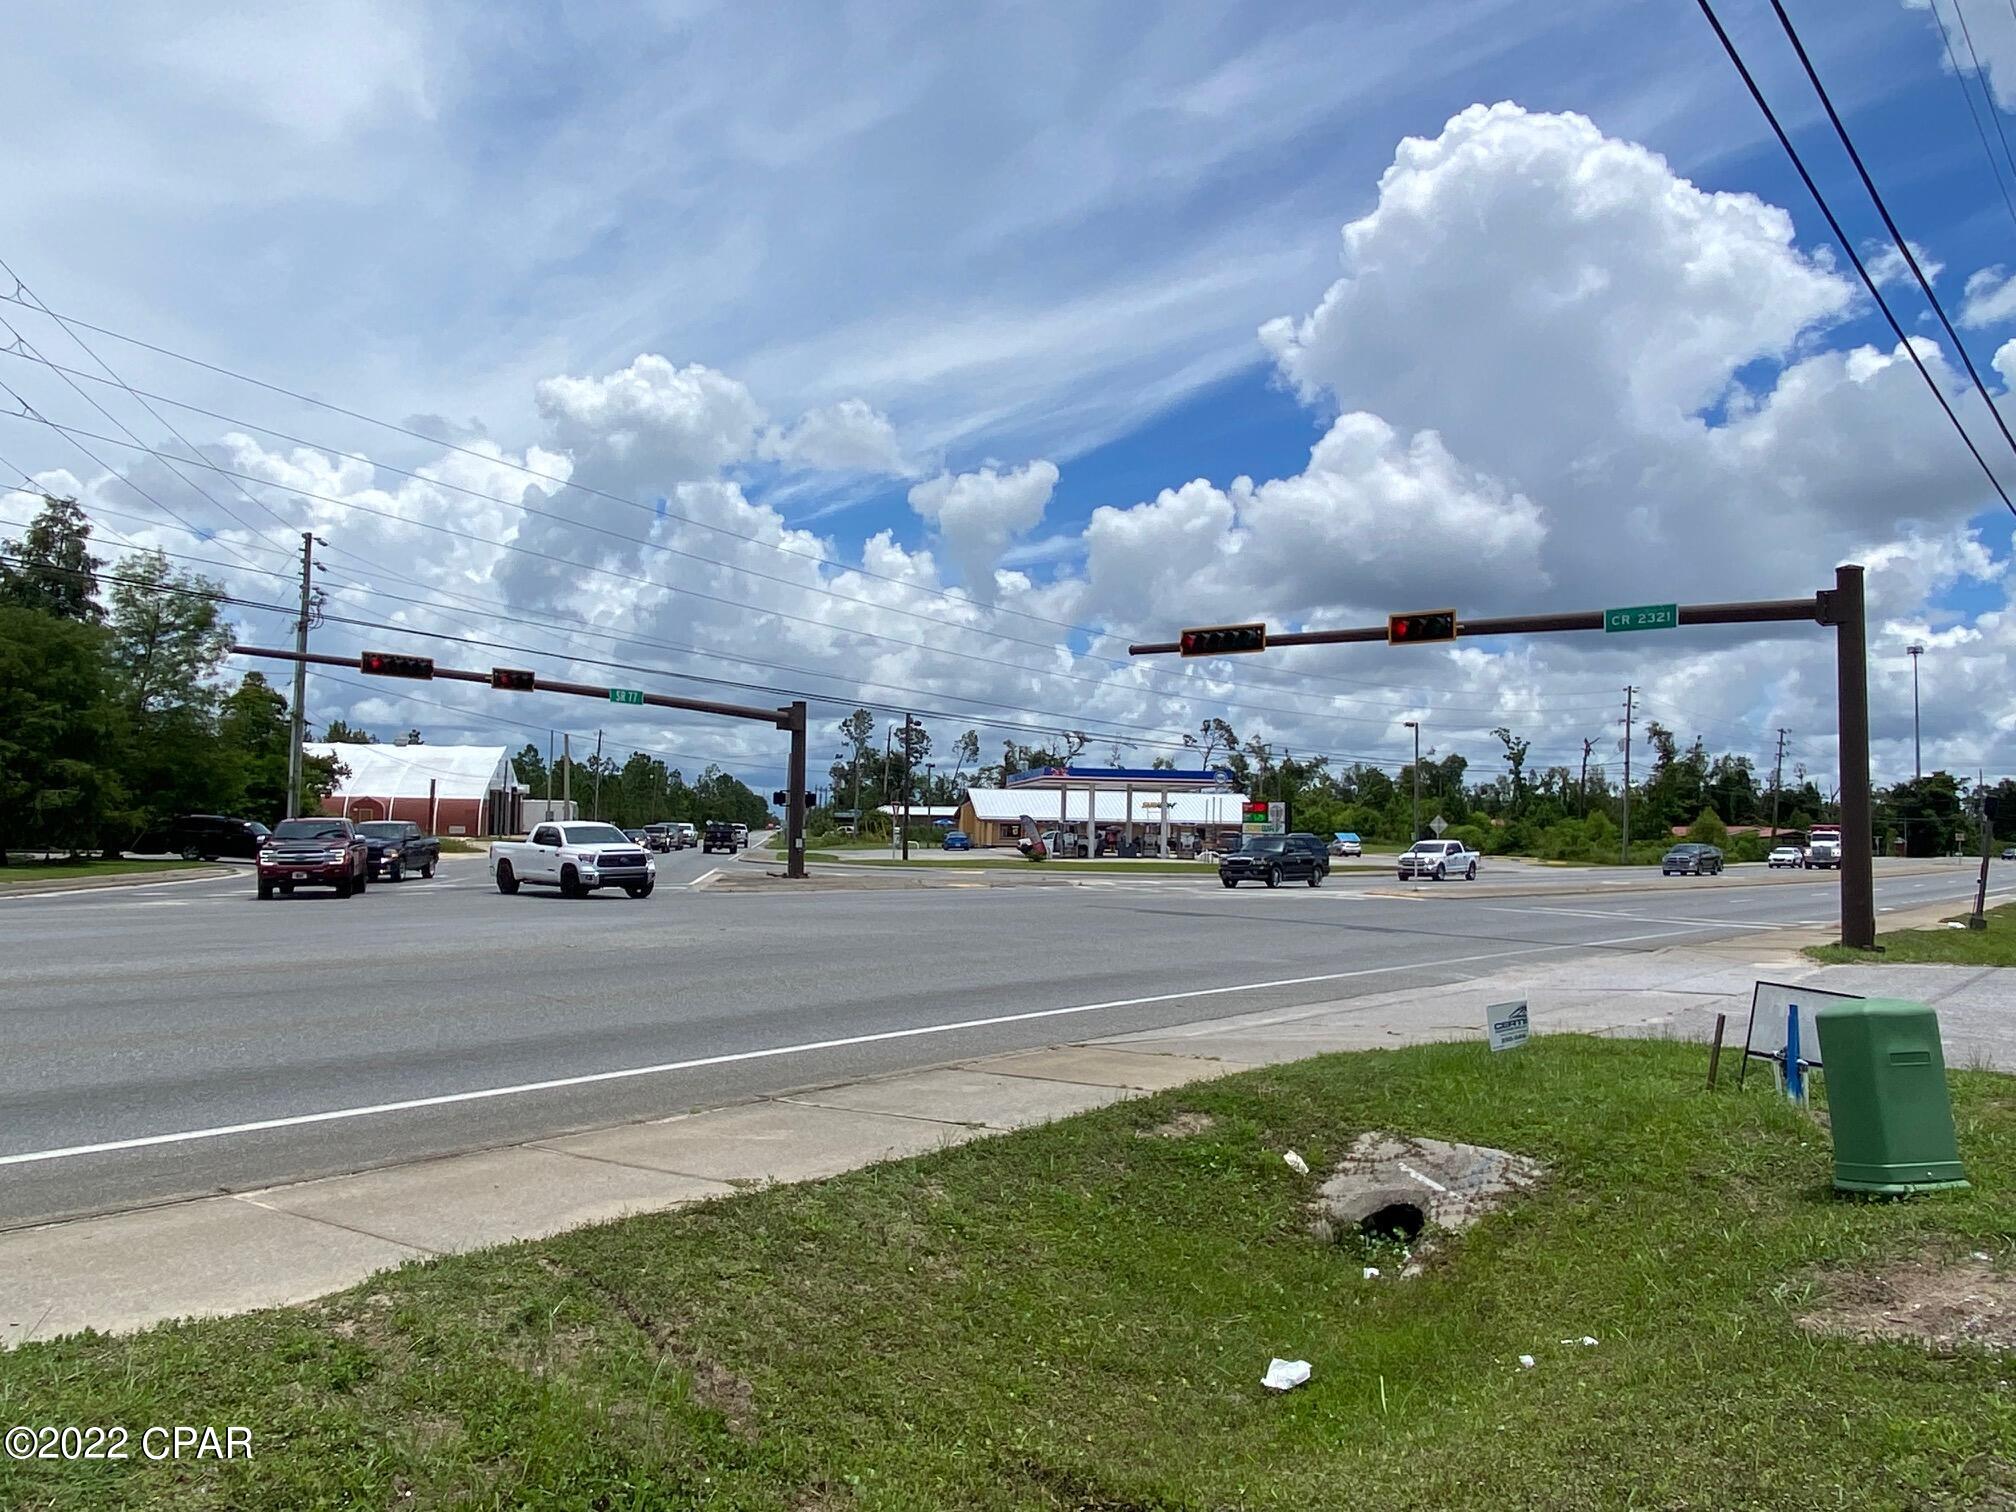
308,743,519,836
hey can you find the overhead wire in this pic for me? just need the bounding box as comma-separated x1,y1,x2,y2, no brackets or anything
1936,0,2016,235
1694,0,2016,516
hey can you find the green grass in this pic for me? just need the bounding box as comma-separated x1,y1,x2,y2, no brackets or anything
1806,900,2016,966
0,858,209,886
5,1037,2014,1509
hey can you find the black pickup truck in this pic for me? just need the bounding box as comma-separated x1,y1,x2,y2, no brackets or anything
355,820,441,881
702,821,738,854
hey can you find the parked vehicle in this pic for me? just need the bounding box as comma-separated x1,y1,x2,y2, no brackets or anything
1661,843,1724,877
257,818,370,899
1329,832,1363,857
1804,824,1843,870
1220,835,1324,888
942,829,973,850
702,821,737,854
138,813,270,860
731,823,750,849
1397,839,1480,881
1283,832,1331,880
1767,845,1804,868
643,823,678,852
2004,847,2016,861
489,822,656,898
355,820,439,882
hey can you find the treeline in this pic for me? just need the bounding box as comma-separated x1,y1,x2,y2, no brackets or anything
509,745,771,830
816,707,2007,863
0,495,342,863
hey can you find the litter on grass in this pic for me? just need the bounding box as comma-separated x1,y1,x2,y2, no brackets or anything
1518,1355,1536,1370
1283,1150,1309,1175
1262,1358,1312,1392
1363,1267,1381,1279
1559,1336,1599,1347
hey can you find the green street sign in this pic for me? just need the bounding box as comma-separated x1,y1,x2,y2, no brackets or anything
1604,603,1678,634
608,688,645,705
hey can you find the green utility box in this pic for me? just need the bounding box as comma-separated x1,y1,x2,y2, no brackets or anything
1813,997,1968,1195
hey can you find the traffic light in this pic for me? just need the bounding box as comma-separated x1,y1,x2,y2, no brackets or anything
360,650,435,679
1386,610,1458,646
490,667,537,691
1178,622,1267,657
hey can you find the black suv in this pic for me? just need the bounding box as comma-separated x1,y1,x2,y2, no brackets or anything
1282,832,1331,880
1219,835,1325,888
137,814,270,860
702,821,737,854
355,820,440,882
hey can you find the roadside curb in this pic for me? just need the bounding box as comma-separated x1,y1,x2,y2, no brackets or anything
1365,863,1961,903
0,866,231,899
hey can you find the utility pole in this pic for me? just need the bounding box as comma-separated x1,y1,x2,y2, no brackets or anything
1579,737,1594,817
884,723,894,856
546,730,555,823
1403,720,1421,842
1908,643,1925,780
562,733,571,818
1620,686,1636,863
901,713,915,860
591,730,604,821
1770,727,1789,840
284,531,315,819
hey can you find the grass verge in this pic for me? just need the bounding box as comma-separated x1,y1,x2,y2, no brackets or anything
4,1037,2012,1508
0,859,209,886
1806,900,2016,965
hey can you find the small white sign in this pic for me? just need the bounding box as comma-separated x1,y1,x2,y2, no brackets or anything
1430,814,1449,837
1486,999,1530,1053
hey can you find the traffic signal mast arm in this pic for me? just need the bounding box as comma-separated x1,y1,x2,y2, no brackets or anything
1132,593,1829,656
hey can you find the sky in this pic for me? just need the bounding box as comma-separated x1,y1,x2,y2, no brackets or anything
3,0,2016,800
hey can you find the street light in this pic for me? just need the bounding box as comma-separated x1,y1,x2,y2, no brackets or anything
1403,720,1422,842
1907,643,1925,781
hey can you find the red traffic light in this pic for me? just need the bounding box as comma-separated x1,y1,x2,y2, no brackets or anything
360,650,435,680
1178,622,1268,657
1386,610,1458,646
490,667,537,691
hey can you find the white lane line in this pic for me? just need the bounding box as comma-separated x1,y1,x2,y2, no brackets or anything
0,930,1675,1169
0,873,239,903
1482,905,1785,931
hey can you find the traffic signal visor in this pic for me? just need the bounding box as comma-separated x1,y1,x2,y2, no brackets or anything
360,650,436,679
1387,610,1458,645
1178,622,1267,657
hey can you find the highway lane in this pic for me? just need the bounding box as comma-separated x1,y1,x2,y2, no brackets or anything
1,853,2003,1226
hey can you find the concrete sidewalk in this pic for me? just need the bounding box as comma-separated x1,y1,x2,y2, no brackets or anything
6,922,2012,1348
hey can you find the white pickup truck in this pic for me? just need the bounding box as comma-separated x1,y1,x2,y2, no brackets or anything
490,821,658,899
1396,838,1480,881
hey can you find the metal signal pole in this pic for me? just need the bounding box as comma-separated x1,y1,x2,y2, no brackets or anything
1403,720,1421,842
1621,686,1636,864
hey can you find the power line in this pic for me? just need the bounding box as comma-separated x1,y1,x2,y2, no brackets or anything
1935,0,2016,237
0,413,1625,733
1764,0,2016,481
0,345,1628,713
1693,0,2016,516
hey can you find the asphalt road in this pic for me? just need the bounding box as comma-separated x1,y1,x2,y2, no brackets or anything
0,848,2003,1227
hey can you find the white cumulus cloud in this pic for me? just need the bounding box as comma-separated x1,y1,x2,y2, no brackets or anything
907,460,1059,599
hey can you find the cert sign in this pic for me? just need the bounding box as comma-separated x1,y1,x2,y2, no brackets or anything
1604,603,1678,633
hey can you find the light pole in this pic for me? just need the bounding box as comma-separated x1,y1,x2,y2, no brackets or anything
1403,721,1421,842
1907,643,1925,781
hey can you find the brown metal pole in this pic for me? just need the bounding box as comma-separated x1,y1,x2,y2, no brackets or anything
900,713,914,861
1829,565,1876,950
785,701,808,880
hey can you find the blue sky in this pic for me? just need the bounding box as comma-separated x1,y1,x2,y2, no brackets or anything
5,0,2016,789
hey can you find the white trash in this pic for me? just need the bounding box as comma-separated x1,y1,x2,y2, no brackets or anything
1517,1355,1536,1370
1283,1151,1310,1175
1262,1358,1312,1392
1363,1267,1381,1279
1559,1336,1599,1347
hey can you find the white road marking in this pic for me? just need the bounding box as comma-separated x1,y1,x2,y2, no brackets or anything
1483,905,1785,931
0,928,1687,1169
0,872,238,903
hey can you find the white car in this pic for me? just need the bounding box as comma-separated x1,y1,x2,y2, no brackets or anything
730,823,749,849
1397,839,1480,881
490,822,657,899
1767,845,1804,868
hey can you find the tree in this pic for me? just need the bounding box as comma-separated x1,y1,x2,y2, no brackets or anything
401,728,424,746
0,605,122,860
104,550,233,721
838,708,875,811
0,495,102,623
1059,730,1088,763
1184,717,1238,770
512,743,549,795
1685,807,1729,850
323,718,376,744
1492,727,1532,814
218,672,292,823
948,729,980,796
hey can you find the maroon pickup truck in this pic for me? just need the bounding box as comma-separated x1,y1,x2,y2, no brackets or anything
256,818,371,900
